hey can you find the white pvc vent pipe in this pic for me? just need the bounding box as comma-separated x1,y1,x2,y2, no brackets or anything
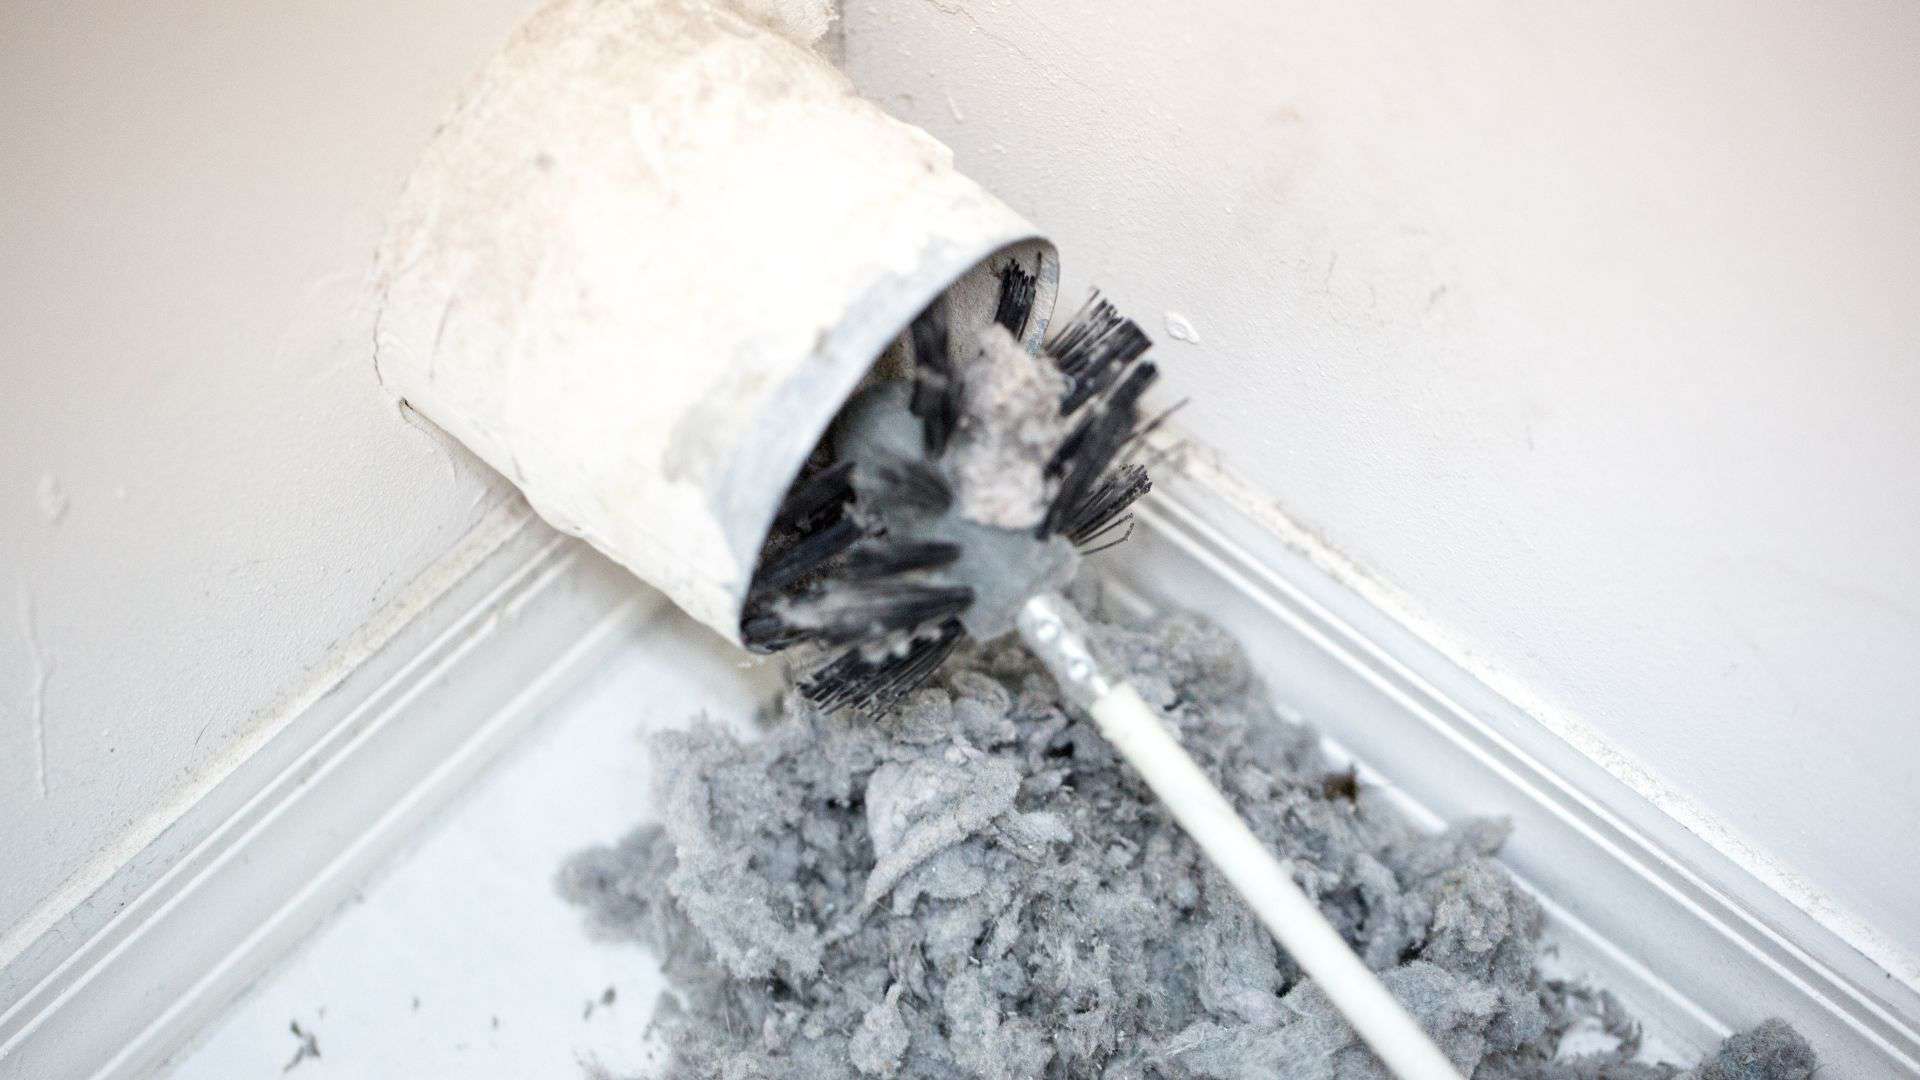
374,0,1057,641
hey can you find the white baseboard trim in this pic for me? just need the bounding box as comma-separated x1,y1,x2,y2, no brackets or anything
0,511,663,1080
1109,465,1920,1077
3,459,1913,1078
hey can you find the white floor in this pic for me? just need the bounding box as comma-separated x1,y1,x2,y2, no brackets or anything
164,596,1689,1079
166,607,781,1080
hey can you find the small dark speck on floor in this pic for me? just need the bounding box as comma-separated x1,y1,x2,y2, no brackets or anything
1321,764,1361,802
585,984,618,1020
283,1019,320,1073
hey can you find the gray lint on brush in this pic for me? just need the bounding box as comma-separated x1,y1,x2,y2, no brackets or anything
947,325,1070,531
559,586,1817,1079
822,377,1077,644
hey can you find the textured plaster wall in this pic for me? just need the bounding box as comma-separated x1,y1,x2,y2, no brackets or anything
0,1,534,945
843,0,1920,976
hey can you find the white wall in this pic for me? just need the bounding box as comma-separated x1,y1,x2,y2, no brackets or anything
6,0,1916,1003
843,1,1920,977
0,1,535,944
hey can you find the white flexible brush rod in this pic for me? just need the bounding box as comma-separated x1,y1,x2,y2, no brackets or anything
1017,592,1466,1080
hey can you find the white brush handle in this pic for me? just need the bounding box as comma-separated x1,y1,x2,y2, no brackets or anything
1016,594,1464,1080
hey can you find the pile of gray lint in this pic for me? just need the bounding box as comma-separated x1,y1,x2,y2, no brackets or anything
558,585,1818,1080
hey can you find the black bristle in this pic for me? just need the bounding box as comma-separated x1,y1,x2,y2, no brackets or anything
1044,293,1152,416
1074,511,1135,550
994,260,1037,340
1042,361,1160,537
858,623,965,710
1049,411,1094,477
907,301,961,456
796,648,869,713
1122,397,1190,452
740,607,810,654
1077,517,1136,556
1042,292,1103,362
1062,319,1151,415
1052,378,1169,480
856,459,953,517
771,461,855,531
1062,463,1152,545
747,287,1171,711
783,581,974,646
749,516,863,594
842,539,962,581
800,619,965,714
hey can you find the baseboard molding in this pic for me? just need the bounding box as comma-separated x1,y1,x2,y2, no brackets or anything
3,457,1913,1078
0,511,662,1080
1107,461,1920,1077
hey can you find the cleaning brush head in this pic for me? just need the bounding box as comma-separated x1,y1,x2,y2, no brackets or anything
743,264,1166,713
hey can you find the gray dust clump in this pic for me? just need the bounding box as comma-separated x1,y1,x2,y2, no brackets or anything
947,325,1070,531
558,592,1817,1079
